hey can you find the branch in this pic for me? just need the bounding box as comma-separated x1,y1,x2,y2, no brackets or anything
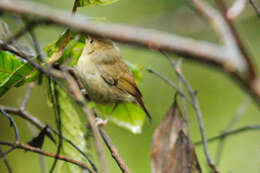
0,105,98,172
249,0,260,16
0,147,13,173
0,0,233,67
0,108,19,142
60,66,108,173
146,67,184,97
49,81,63,173
214,98,249,165
227,0,248,20
195,125,260,145
217,0,256,80
99,127,131,173
162,52,219,173
0,141,95,173
60,65,130,173
1,0,260,106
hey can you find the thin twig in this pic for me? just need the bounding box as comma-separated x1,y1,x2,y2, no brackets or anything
48,0,79,65
0,147,13,173
0,39,34,58
217,0,256,81
162,52,219,173
0,141,96,172
59,69,108,173
28,29,43,60
60,64,129,172
48,125,98,172
214,98,249,165
146,68,179,92
1,1,260,104
146,67,190,101
249,0,260,16
21,83,34,111
49,81,63,173
176,59,193,173
0,147,16,158
0,105,97,171
195,125,260,145
6,20,40,45
227,0,248,20
0,106,54,141
0,108,19,142
99,127,131,173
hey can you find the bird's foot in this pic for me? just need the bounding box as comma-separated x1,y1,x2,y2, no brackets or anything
95,117,108,127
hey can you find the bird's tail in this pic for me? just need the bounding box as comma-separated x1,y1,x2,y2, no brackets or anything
136,97,152,121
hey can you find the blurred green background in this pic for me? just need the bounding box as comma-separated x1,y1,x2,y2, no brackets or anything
1,0,260,172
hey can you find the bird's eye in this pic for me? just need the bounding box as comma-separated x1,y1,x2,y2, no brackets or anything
90,39,94,44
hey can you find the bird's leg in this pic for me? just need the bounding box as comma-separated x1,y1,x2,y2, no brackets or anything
96,103,118,126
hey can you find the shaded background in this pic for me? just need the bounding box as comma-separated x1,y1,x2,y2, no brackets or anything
0,0,260,172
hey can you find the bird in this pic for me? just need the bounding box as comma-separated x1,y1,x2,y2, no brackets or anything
76,35,151,121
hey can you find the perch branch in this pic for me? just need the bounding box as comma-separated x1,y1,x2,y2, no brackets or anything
0,0,260,105
99,127,131,173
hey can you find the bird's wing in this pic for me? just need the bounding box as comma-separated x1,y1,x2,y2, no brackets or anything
96,58,152,120
97,57,142,98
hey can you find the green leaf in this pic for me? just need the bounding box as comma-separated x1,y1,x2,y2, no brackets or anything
0,51,34,96
15,70,40,87
94,102,146,134
44,29,83,65
44,29,78,63
78,0,119,7
48,81,88,173
125,60,143,83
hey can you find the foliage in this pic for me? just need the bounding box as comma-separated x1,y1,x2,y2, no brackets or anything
0,51,34,96
48,81,88,173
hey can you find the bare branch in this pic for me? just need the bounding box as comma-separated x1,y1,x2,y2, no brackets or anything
217,0,256,80
49,82,63,173
0,141,96,173
0,108,19,142
227,0,248,20
249,0,260,16
21,83,34,111
195,125,260,145
190,0,246,72
0,147,15,158
1,1,260,104
0,0,233,67
214,98,249,165
60,65,109,173
0,147,13,173
99,127,131,173
146,68,182,95
61,65,129,173
0,105,98,171
177,59,193,172
162,52,219,173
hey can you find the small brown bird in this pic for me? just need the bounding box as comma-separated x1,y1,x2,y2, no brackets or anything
76,36,151,120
